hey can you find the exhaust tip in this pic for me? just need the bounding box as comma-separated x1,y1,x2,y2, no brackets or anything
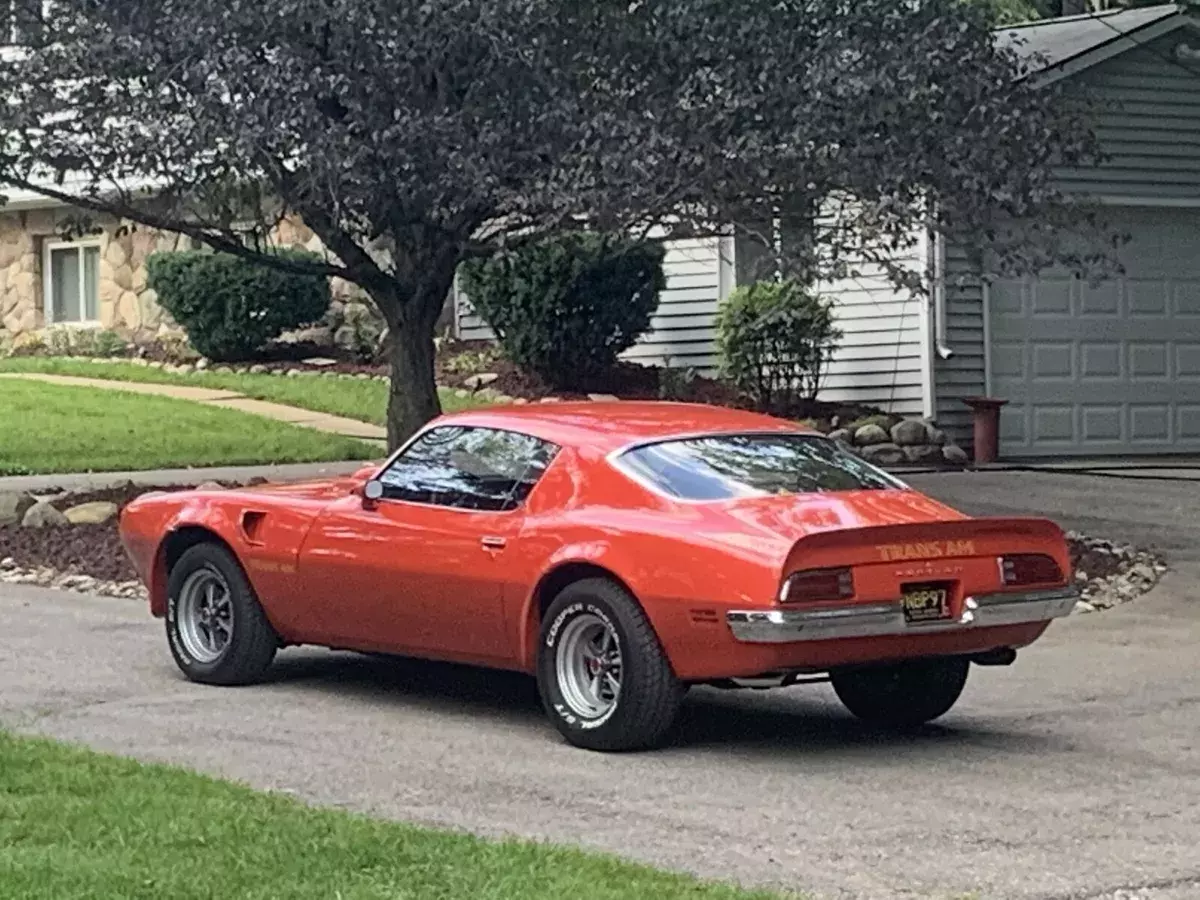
971,647,1017,667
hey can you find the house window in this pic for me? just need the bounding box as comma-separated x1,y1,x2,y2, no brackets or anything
2,0,45,46
44,241,101,324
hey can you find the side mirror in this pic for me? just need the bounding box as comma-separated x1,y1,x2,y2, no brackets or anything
362,480,384,503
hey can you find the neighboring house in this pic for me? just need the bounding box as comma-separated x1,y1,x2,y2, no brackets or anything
3,4,1199,459
453,4,1200,457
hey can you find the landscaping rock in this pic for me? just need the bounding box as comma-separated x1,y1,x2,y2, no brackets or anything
0,491,36,527
928,427,948,446
21,501,70,528
588,393,619,402
859,442,906,466
464,373,499,391
853,423,890,446
195,482,226,492
890,419,929,446
902,444,943,464
195,358,209,370
827,428,853,445
248,364,268,374
63,501,120,525
942,445,969,464
302,357,338,367
540,397,562,403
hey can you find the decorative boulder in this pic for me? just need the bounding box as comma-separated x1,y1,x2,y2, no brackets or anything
902,444,943,464
0,491,36,527
464,373,500,391
942,445,969,464
827,428,853,445
63,501,120,525
21,501,70,528
859,443,906,466
853,424,891,447
890,419,930,446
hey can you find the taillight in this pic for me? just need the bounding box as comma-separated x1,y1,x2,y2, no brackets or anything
999,554,1063,586
780,567,855,603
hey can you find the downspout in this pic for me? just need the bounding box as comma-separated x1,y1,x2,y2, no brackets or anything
932,230,954,361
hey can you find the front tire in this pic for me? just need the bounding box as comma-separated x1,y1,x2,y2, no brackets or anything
831,657,969,728
166,543,278,686
537,578,685,752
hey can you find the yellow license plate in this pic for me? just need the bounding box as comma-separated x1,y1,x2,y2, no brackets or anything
901,587,951,623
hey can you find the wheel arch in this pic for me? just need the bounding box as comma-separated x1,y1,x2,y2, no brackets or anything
148,525,239,618
519,561,643,672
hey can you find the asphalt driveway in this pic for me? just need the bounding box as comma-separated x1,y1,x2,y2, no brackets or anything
2,469,1199,900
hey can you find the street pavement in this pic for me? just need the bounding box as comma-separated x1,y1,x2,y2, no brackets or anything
2,469,1198,900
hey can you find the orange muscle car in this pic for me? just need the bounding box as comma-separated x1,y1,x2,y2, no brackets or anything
119,401,1077,751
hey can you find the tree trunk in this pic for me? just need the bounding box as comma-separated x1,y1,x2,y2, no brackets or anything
384,321,440,449
362,256,458,450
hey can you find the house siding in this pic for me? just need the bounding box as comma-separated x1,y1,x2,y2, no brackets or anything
934,33,1200,445
456,231,929,416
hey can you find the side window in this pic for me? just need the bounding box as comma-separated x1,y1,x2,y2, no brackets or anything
377,426,558,511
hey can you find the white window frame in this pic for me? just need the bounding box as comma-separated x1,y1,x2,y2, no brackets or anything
43,238,103,326
2,0,48,47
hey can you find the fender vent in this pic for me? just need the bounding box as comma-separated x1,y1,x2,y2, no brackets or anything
689,609,720,625
241,510,267,544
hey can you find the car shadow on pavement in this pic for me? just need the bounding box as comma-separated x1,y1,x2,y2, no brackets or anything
260,649,1064,758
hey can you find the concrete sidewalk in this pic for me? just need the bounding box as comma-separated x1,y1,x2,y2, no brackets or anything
0,372,387,441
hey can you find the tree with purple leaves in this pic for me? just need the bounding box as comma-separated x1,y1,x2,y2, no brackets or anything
0,0,1112,447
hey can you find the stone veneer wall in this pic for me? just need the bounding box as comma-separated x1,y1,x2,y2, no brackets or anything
0,208,378,345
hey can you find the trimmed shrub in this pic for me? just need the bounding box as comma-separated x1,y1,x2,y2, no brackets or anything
146,249,330,361
716,279,841,412
459,233,666,388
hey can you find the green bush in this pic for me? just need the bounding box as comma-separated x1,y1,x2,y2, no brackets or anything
146,249,330,361
716,279,841,412
459,233,665,388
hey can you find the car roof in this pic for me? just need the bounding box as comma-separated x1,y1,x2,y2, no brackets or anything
433,401,811,454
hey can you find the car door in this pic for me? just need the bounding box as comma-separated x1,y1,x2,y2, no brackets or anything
296,425,559,665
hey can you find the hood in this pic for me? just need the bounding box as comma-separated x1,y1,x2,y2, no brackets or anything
217,463,380,503
711,489,967,545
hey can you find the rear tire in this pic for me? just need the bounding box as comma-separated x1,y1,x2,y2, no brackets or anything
166,543,278,686
831,657,969,727
537,578,685,752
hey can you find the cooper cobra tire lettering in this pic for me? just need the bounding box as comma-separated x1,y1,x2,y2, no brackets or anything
536,577,686,752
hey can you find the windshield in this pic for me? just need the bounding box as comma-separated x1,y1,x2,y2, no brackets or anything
615,432,905,501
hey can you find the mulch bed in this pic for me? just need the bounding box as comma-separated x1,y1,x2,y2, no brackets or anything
2,484,1123,590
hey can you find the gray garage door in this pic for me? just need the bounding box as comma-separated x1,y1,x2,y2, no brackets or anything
990,208,1200,457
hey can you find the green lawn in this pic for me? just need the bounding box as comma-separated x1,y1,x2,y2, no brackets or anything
0,379,377,475
0,357,486,427
0,731,794,900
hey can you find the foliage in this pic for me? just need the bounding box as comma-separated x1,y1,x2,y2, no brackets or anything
43,326,128,358
717,280,842,412
442,344,505,377
0,0,1114,445
658,359,700,401
460,233,666,388
146,250,330,361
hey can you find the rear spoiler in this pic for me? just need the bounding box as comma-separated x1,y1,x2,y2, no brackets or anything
783,517,1070,575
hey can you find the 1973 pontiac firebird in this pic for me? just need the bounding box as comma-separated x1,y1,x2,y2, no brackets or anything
119,402,1078,751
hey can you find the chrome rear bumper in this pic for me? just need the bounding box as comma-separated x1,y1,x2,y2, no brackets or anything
725,587,1079,644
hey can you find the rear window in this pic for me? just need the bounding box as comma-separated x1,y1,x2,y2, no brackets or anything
615,433,904,501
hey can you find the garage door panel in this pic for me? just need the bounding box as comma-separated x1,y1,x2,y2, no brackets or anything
989,208,1200,456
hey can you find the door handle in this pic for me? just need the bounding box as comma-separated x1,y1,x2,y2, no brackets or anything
480,536,507,550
